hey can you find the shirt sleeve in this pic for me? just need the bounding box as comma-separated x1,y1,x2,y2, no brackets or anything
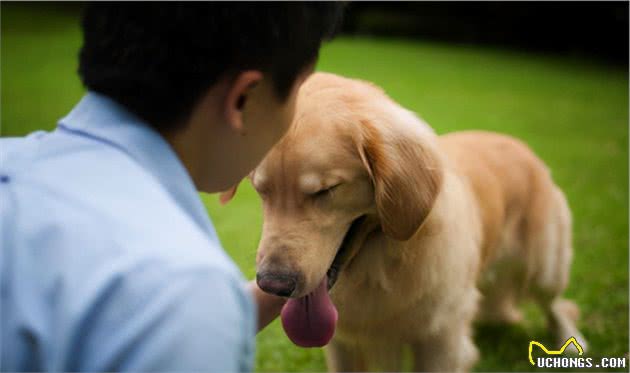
73,266,256,372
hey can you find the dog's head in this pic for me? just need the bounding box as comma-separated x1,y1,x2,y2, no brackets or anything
243,73,443,298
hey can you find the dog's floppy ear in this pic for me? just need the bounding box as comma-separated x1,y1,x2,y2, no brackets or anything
219,171,258,204
219,171,254,205
219,184,239,205
358,118,443,241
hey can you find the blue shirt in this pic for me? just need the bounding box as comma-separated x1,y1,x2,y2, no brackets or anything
0,92,256,372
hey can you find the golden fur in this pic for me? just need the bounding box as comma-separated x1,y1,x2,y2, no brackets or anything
249,72,586,372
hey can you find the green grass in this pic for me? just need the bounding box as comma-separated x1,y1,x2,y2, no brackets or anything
2,4,628,372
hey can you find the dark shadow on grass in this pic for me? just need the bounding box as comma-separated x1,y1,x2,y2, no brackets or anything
475,321,538,370
474,322,628,372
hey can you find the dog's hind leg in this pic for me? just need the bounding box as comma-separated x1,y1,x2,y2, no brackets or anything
528,186,587,353
542,297,587,354
477,263,525,325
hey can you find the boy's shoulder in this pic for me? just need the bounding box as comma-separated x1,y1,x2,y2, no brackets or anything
2,128,236,270
0,130,255,371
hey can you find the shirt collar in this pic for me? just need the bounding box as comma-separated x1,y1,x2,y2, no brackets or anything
58,92,218,241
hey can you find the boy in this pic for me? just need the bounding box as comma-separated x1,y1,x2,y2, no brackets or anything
0,3,343,371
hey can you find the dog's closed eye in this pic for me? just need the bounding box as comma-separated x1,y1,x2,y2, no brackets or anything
312,183,342,198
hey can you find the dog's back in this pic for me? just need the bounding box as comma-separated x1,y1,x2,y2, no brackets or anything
439,131,555,267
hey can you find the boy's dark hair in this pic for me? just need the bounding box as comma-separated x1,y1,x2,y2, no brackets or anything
79,2,344,131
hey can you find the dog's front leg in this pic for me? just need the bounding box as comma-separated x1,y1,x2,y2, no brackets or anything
324,338,366,372
411,327,479,372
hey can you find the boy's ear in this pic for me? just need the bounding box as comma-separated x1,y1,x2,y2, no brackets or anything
224,70,263,135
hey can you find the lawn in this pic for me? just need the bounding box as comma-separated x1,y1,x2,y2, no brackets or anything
2,4,628,372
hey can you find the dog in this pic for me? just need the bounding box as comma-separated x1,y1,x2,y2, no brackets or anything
239,72,586,371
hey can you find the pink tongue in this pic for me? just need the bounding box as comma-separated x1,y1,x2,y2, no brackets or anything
280,277,338,347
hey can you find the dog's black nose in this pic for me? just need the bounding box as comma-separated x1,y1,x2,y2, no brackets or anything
256,272,297,297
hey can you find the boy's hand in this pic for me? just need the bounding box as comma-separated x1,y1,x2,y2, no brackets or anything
248,280,288,332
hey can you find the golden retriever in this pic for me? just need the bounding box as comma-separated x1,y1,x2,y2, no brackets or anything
244,72,586,371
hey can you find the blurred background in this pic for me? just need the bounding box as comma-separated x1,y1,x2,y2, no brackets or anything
344,2,628,64
1,2,628,372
